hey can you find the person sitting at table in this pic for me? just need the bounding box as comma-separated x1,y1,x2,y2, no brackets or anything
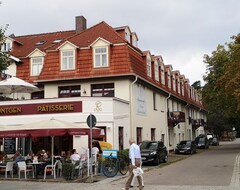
0,151,7,163
70,149,80,161
12,150,23,174
26,151,34,163
13,150,22,163
41,149,48,160
64,150,71,162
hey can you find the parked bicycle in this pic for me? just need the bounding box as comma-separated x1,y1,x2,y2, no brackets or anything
102,152,130,177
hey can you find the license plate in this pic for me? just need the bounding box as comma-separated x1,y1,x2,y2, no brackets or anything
141,157,146,160
179,150,184,153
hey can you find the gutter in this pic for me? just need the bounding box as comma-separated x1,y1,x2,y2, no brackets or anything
130,75,138,139
165,93,171,153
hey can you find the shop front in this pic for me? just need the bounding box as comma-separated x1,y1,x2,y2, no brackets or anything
0,97,130,156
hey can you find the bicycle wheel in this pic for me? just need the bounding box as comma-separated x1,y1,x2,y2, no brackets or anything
102,158,118,177
119,159,129,175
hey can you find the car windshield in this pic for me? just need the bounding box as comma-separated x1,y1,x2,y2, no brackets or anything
179,141,191,146
199,138,205,143
140,142,158,150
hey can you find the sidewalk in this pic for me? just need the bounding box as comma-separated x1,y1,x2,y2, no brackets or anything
0,152,197,190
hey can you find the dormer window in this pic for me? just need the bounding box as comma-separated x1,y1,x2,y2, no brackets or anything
177,79,181,94
132,32,138,47
181,82,185,96
161,66,165,85
58,41,77,71
28,48,45,76
147,56,151,77
94,47,108,67
154,60,159,81
125,27,131,43
61,50,75,70
91,37,110,69
172,75,176,91
167,71,171,88
1,42,11,51
31,57,43,76
1,37,12,52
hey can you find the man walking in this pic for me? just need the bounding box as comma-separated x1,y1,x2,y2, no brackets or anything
122,139,144,190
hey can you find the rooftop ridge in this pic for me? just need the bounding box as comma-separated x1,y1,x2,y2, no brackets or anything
13,30,76,38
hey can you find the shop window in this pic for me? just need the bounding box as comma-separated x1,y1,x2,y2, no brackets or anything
31,90,44,99
59,85,81,98
91,83,114,97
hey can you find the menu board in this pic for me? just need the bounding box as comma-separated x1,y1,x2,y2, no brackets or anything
4,138,16,154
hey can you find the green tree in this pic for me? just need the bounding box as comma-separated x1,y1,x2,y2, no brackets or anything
202,34,240,137
0,25,10,72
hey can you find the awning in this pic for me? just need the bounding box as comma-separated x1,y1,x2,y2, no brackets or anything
0,118,101,138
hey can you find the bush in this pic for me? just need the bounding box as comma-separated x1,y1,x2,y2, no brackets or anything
118,149,129,162
62,160,79,180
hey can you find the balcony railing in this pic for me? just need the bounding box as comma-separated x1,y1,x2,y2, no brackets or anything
190,118,206,128
168,111,186,127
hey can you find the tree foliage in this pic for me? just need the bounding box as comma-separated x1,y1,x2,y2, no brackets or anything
202,34,240,137
0,25,10,72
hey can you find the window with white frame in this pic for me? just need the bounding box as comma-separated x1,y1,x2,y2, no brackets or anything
61,50,75,70
31,57,43,76
167,71,171,88
1,42,11,52
154,60,159,81
147,57,151,77
94,47,108,68
172,75,176,91
161,66,165,85
177,79,181,94
181,81,185,96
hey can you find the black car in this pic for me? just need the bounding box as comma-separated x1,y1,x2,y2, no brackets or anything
175,140,197,155
140,140,168,165
195,134,209,149
209,137,219,146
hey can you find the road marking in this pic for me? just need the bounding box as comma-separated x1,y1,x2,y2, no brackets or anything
230,153,240,187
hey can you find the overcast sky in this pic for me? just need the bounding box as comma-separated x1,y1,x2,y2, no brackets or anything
1,0,240,85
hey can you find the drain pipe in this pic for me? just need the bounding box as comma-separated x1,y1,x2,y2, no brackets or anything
185,103,190,139
130,76,138,140
165,93,171,153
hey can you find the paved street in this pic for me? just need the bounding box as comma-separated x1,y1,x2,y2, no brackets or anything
0,139,240,190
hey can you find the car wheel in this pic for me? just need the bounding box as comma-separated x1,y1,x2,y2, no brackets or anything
163,154,168,163
153,156,160,165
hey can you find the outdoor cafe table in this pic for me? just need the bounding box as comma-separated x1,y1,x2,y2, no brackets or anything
27,162,45,178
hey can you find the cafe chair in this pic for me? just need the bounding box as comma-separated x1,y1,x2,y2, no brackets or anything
17,161,34,179
44,160,58,180
1,161,14,178
56,160,62,176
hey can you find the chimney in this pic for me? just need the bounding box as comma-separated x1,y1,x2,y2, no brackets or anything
75,16,87,33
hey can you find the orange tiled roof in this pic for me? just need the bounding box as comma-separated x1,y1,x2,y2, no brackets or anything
11,30,76,58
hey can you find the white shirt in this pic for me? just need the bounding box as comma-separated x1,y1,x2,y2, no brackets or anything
92,147,99,155
70,153,80,161
129,143,141,166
